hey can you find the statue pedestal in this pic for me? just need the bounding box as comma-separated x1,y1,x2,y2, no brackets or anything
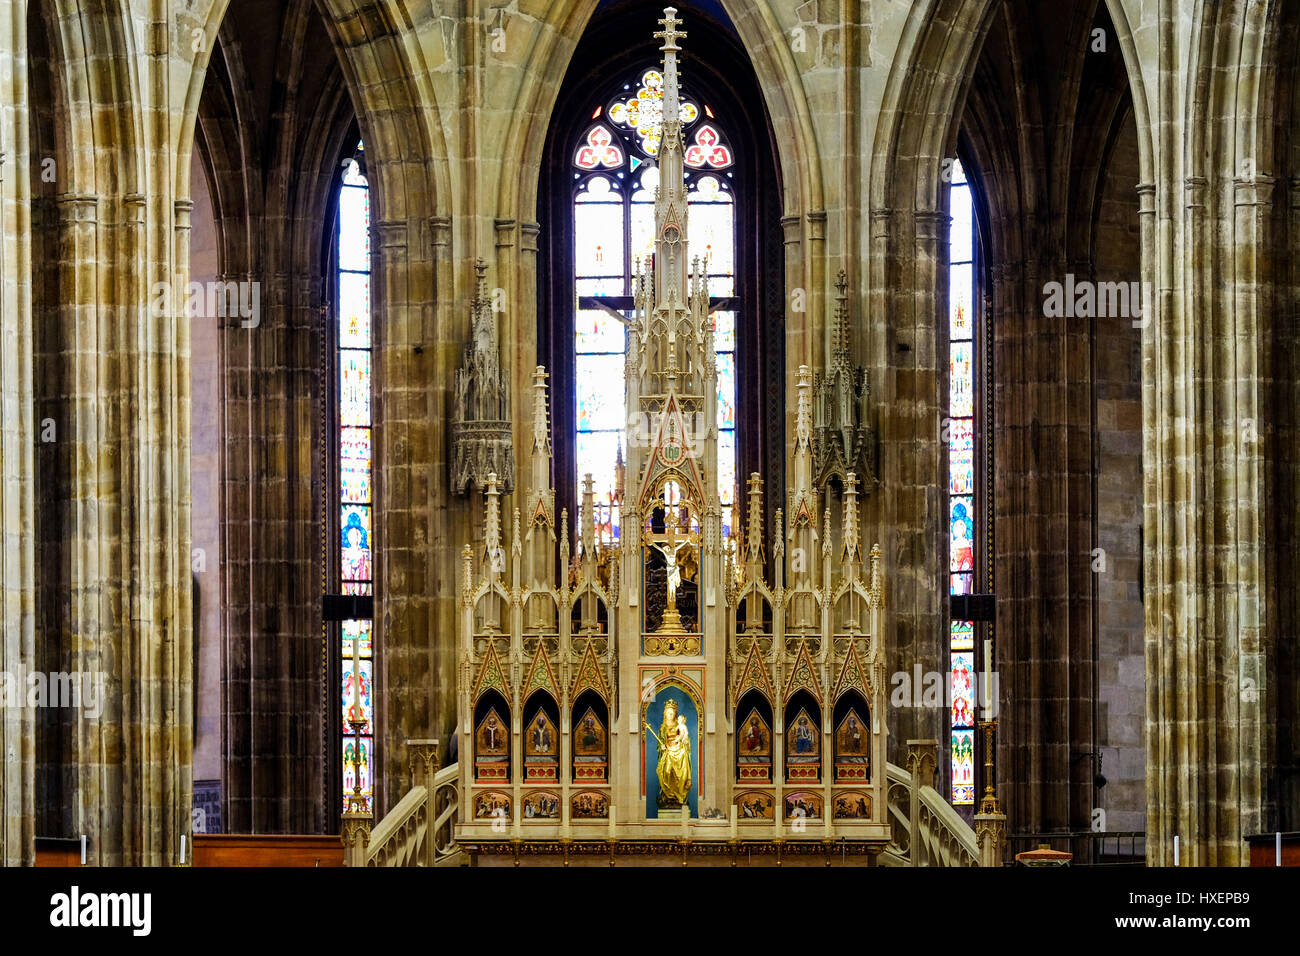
656,807,687,821
658,603,682,632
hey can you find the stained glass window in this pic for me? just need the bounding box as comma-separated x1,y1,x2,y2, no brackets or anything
338,145,374,813
948,159,977,806
572,69,738,540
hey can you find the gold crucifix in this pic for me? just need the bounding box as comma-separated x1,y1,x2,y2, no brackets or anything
647,502,693,632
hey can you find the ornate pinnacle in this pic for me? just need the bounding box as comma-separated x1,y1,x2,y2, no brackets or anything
531,365,551,455
461,544,474,602
746,473,764,564
512,507,522,556
842,472,862,562
580,473,596,555
822,506,833,560
773,508,785,559
484,472,501,560
832,270,850,361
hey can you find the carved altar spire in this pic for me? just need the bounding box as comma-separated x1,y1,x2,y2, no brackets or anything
789,365,817,534
523,366,556,541
813,270,876,493
452,259,515,493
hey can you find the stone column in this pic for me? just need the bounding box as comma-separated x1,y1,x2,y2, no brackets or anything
0,0,37,866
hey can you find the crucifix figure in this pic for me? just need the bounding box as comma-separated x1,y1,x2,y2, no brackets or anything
648,505,691,632
656,537,687,603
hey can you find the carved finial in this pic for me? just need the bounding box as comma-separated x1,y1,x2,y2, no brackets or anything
512,506,523,556
773,508,785,558
833,270,850,360
560,508,571,566
795,365,813,451
655,6,686,51
869,542,883,605
822,506,833,560
461,544,474,600
842,472,862,562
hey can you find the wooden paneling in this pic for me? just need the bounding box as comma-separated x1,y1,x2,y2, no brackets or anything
192,834,344,867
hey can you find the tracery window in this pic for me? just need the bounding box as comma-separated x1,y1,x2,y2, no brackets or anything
336,145,375,813
948,159,979,806
572,68,738,541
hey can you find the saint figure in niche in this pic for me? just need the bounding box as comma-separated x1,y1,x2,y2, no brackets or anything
647,697,691,807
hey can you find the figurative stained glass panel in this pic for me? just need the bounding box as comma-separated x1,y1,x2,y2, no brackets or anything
950,263,974,340
576,431,622,504
575,308,626,353
715,352,737,430
575,179,625,277
340,351,372,427
950,620,974,652
338,188,371,272
951,730,975,804
575,277,625,298
950,186,973,264
576,354,627,432
950,342,974,418
951,652,974,729
341,505,373,582
340,427,372,503
949,446,974,496
689,181,734,274
342,619,372,659
342,658,374,735
949,497,975,573
717,430,737,507
339,273,371,349
341,738,373,811
949,417,974,451
711,310,736,350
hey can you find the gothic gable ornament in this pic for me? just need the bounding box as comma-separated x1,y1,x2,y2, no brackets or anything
784,639,823,703
734,641,775,704
522,642,560,699
471,642,510,703
452,259,515,494
570,640,611,702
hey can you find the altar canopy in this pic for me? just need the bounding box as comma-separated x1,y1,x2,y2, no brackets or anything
455,7,889,855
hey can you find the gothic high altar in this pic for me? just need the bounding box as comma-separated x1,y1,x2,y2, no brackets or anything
455,8,889,863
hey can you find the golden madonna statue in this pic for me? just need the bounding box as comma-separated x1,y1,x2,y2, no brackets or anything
648,697,692,807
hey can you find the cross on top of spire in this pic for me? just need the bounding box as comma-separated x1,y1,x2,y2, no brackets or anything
655,6,685,51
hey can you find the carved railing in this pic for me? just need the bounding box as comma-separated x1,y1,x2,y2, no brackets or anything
881,757,980,867
364,761,463,867
365,753,978,866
